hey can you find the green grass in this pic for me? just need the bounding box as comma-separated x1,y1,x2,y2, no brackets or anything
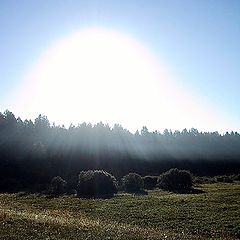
0,183,239,239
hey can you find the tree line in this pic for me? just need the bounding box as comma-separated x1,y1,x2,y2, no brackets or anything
0,110,239,192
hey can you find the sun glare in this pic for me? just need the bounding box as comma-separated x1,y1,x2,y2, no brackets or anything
9,27,232,132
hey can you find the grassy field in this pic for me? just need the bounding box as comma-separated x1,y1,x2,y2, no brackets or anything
0,183,239,239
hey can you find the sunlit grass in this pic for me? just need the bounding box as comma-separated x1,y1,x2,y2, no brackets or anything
0,201,184,240
0,183,239,239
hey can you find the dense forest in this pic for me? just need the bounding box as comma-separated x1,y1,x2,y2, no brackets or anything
0,110,240,191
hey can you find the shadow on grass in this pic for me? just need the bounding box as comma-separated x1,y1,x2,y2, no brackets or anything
122,189,148,196
170,188,205,194
133,189,148,196
76,193,116,199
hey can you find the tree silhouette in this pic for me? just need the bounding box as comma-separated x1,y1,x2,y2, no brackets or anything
0,109,239,192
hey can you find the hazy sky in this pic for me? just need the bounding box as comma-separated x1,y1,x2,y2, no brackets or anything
1,1,240,132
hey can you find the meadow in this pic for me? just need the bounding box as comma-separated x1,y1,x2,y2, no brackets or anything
0,182,239,240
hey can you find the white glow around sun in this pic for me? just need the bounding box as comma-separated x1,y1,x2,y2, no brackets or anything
9,27,233,132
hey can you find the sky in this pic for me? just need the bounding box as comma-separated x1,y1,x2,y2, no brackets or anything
0,0,240,132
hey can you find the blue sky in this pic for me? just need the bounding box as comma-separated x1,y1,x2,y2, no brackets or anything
1,1,240,131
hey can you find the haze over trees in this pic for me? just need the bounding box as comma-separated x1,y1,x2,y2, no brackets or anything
0,110,240,192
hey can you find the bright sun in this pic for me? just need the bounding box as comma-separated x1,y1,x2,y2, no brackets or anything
10,27,232,132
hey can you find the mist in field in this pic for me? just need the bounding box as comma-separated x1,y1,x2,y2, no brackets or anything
0,110,239,192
